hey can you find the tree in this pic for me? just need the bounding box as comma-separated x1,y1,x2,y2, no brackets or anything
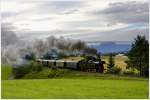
73,41,86,52
107,53,115,69
107,53,121,74
96,52,101,61
127,35,149,77
84,47,98,56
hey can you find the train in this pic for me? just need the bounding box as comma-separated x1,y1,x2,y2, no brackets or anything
36,58,105,72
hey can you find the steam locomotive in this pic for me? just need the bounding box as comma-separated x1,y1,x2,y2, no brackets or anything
36,58,105,72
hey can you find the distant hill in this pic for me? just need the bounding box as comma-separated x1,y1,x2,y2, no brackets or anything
87,41,132,54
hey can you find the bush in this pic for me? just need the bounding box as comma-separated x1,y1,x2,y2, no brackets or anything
106,66,121,74
13,61,43,78
13,64,31,78
107,54,115,69
123,69,140,76
48,69,69,78
30,61,42,72
23,68,70,79
23,68,52,79
123,70,135,76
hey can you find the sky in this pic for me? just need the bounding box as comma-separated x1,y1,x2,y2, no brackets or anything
1,0,149,42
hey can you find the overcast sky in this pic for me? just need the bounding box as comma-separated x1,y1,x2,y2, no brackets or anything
1,0,149,42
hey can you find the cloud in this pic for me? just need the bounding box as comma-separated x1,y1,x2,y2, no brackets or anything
92,1,148,24
35,1,83,14
1,0,149,42
64,28,148,42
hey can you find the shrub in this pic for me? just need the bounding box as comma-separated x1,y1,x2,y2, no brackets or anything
22,68,70,79
30,61,42,72
123,70,135,76
13,61,43,78
107,54,115,69
123,69,140,76
106,66,121,74
23,68,52,79
48,69,69,78
13,64,31,78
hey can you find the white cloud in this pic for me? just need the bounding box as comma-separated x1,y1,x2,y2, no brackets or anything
1,0,36,13
1,0,149,42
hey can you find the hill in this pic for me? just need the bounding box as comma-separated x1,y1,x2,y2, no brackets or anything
88,41,131,54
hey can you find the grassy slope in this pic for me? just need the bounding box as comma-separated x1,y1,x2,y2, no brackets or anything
1,65,12,80
21,68,145,80
2,69,149,99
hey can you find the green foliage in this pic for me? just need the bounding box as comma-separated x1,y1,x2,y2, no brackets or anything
107,54,115,69
72,40,86,52
127,35,149,77
123,70,135,76
1,65,12,80
123,68,140,76
96,52,102,61
47,69,69,78
106,67,121,74
13,64,31,79
23,68,70,79
30,61,42,72
13,61,43,78
107,54,122,74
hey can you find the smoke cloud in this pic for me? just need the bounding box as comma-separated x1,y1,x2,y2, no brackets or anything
1,26,96,65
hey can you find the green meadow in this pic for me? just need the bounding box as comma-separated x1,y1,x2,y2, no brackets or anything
2,72,148,99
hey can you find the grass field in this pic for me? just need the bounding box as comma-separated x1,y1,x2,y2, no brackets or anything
1,65,12,80
2,72,148,99
2,78,148,99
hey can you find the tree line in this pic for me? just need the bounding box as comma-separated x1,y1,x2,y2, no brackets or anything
107,35,149,77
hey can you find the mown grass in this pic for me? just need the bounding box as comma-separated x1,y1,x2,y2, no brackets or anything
1,65,12,80
2,78,148,99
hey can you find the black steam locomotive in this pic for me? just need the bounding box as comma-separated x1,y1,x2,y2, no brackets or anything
37,57,105,72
